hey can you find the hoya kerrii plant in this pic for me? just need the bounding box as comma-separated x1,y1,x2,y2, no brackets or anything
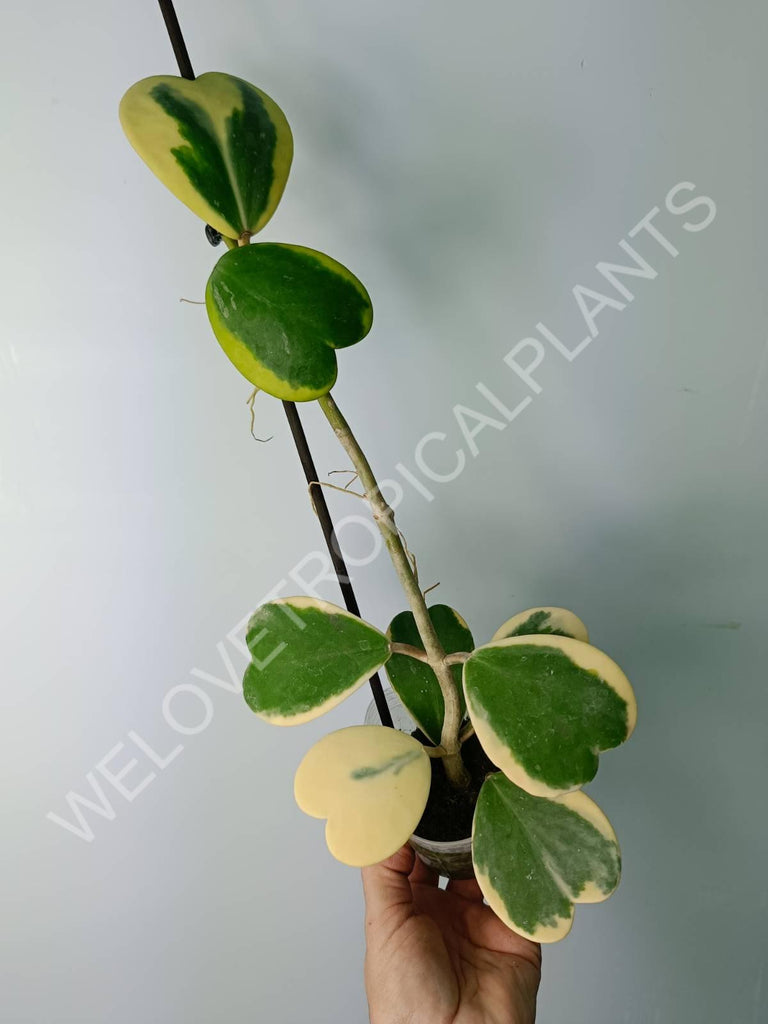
119,71,637,943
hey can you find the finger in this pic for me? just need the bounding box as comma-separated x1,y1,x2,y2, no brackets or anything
409,853,439,888
446,876,485,902
361,845,416,927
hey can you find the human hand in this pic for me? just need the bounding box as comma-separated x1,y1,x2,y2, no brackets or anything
362,845,541,1024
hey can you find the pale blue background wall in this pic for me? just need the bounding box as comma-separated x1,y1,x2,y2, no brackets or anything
2,1,766,1021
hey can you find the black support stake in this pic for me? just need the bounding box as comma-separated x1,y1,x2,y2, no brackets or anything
158,0,195,80
154,0,393,727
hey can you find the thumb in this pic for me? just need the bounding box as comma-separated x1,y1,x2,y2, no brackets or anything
361,845,416,935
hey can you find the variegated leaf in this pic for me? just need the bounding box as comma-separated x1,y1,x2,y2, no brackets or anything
243,598,390,725
294,726,431,866
119,72,292,239
492,606,588,643
464,635,636,797
472,773,621,942
206,243,373,400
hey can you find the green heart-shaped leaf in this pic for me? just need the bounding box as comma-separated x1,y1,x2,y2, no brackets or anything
206,243,373,400
119,72,293,239
472,773,621,942
294,726,431,866
243,598,390,724
492,606,588,642
385,604,473,745
464,635,636,797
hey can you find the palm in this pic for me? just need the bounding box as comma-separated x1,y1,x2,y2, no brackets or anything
362,846,541,1024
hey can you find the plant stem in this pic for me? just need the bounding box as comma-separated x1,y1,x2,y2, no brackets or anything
389,642,430,663
318,392,469,788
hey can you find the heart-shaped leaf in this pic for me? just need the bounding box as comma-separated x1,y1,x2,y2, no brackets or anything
472,773,621,942
243,598,390,725
206,243,373,400
119,72,293,239
386,604,473,745
492,606,588,643
294,726,431,866
464,635,636,797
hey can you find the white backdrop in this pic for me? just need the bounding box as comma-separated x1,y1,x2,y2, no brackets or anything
2,1,766,1021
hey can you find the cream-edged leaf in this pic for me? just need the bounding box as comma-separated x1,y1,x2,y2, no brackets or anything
119,72,292,238
472,774,621,942
295,726,431,867
243,598,390,725
464,635,636,797
206,243,372,401
492,606,588,642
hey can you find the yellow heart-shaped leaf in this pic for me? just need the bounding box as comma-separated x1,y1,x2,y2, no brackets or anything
294,726,431,867
119,72,293,239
